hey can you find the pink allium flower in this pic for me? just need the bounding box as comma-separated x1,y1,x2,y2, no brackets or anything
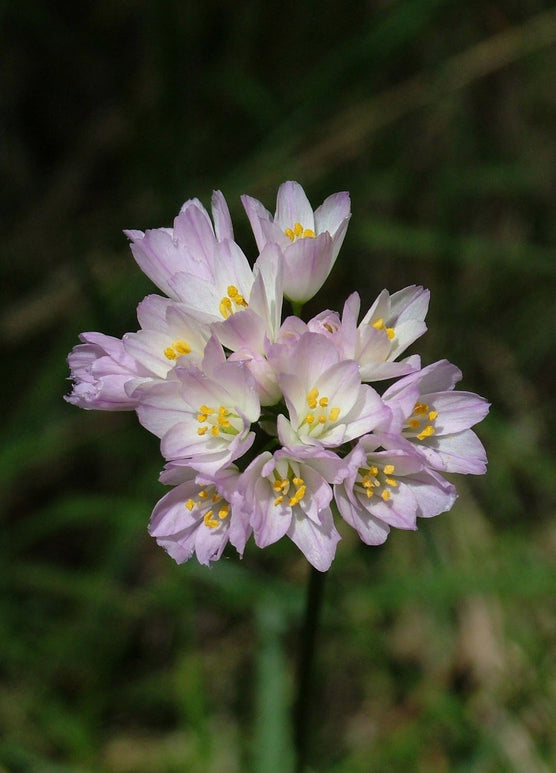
335,436,457,546
149,465,249,566
307,286,428,381
122,294,211,378
239,447,346,571
65,332,151,411
66,180,490,570
125,191,235,302
130,338,260,475
380,360,490,474
273,333,390,449
242,181,351,303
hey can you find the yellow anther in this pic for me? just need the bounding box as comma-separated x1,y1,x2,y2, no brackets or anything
203,511,219,529
185,499,195,511
197,413,208,422
284,224,316,241
417,425,435,440
200,405,215,414
227,285,239,298
289,485,306,506
381,490,391,502
305,414,315,425
174,340,191,354
211,425,220,437
197,426,208,436
218,406,230,416
306,388,319,408
329,407,340,422
383,464,395,475
371,318,395,340
274,495,284,506
219,296,233,319
164,339,192,360
428,410,438,421
366,488,374,498
318,415,327,424
385,477,398,487
218,506,230,520
198,490,209,499
218,417,230,427
319,397,329,408
292,477,304,487
414,402,429,414
408,419,420,429
361,476,372,488
369,466,379,476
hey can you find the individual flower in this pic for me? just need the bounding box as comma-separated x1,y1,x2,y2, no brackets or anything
273,333,390,449
210,243,285,405
125,190,235,301
65,332,152,411
241,180,351,303
239,447,346,571
122,294,211,378
130,337,260,475
307,286,428,381
149,465,249,566
334,436,457,546
379,360,490,474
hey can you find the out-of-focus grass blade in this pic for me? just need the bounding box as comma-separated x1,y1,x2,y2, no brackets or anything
252,598,294,773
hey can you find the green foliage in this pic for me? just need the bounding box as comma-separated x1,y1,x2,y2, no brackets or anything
1,1,555,770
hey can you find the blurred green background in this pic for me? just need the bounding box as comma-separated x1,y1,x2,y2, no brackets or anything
2,1,556,771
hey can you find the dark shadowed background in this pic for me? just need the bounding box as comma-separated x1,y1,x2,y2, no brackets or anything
2,2,555,771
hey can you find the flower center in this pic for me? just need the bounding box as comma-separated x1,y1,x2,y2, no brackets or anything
357,463,398,502
272,471,306,507
371,317,395,340
284,222,316,242
302,387,341,432
185,487,231,529
163,339,192,360
219,285,248,319
196,404,240,437
406,401,438,440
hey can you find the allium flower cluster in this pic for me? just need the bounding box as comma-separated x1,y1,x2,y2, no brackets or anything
66,182,489,571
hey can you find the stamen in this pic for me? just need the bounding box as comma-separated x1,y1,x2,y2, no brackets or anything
204,510,219,529
319,397,329,407
417,425,435,440
383,464,395,475
219,286,248,320
284,222,316,242
371,318,395,340
197,426,208,436
164,339,192,360
306,388,319,409
185,499,195,511
381,490,391,502
329,407,341,422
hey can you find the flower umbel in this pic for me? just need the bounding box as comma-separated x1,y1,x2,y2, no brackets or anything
65,182,489,570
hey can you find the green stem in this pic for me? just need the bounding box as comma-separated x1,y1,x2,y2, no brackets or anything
291,300,305,318
293,564,327,773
